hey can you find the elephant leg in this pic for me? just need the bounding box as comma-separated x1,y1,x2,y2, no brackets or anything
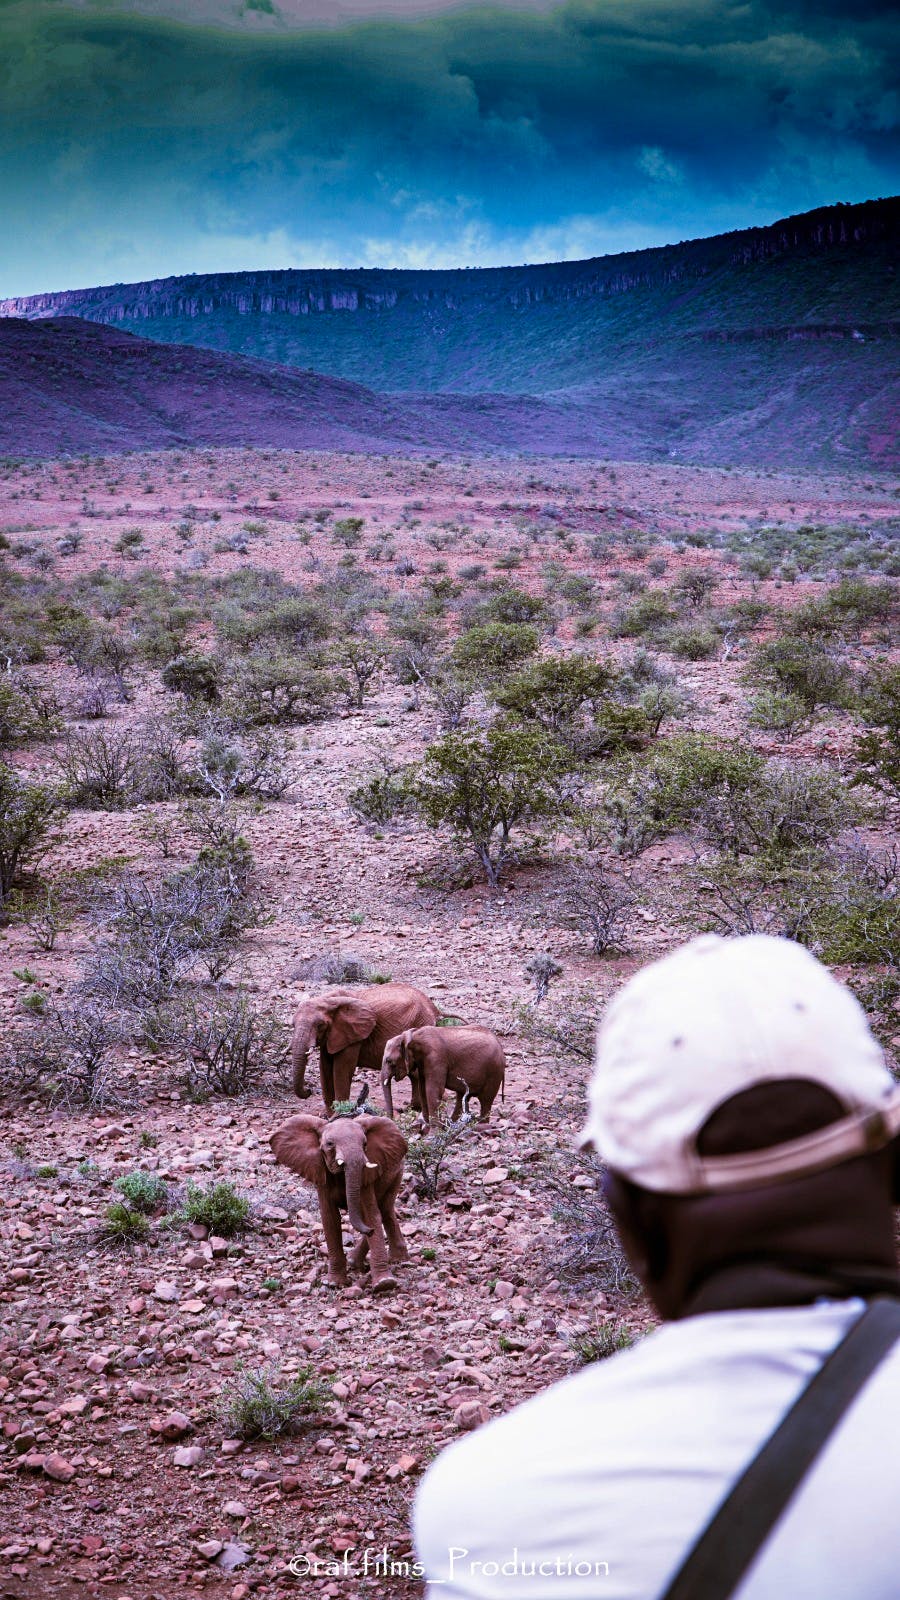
380,1180,409,1264
479,1087,497,1122
318,1191,348,1288
319,1050,336,1113
361,1191,396,1292
408,1066,423,1114
349,1235,370,1273
332,1045,361,1104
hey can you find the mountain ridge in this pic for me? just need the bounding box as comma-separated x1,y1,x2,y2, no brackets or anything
2,199,897,467
4,198,896,333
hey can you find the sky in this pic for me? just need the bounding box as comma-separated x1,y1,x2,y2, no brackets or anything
0,0,898,296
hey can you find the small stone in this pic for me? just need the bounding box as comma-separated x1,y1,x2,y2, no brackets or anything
223,1500,248,1519
215,1543,251,1574
43,1453,76,1482
197,1540,224,1561
173,1445,205,1468
220,1439,243,1456
209,1276,238,1299
493,1280,515,1300
126,1381,154,1403
187,1223,209,1240
150,1411,193,1441
85,1352,110,1374
127,1297,145,1316
153,1280,178,1303
452,1400,489,1432
483,1167,508,1186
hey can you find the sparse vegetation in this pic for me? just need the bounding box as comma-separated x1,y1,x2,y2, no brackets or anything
180,1179,250,1236
218,1361,326,1440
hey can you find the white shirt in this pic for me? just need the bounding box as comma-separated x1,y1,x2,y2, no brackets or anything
414,1300,900,1600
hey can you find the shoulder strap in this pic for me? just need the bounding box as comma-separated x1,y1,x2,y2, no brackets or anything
660,1298,900,1600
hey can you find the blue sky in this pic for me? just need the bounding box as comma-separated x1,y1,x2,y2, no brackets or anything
1,0,897,294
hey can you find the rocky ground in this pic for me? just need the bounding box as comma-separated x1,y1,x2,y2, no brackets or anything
0,447,898,1598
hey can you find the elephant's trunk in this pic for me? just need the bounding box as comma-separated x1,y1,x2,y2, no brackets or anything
381,1070,395,1120
292,1018,316,1097
344,1155,373,1236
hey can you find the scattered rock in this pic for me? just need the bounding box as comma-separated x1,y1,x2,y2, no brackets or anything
216,1542,252,1573
43,1453,76,1482
173,1445,205,1468
452,1400,490,1432
150,1411,193,1441
153,1280,178,1303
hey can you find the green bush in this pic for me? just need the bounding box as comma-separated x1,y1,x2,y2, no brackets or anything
225,653,341,726
851,663,900,797
101,1202,150,1244
493,656,619,733
450,622,539,684
569,1323,639,1366
413,720,572,886
113,1171,169,1214
218,1361,326,1440
471,585,550,627
747,634,848,713
162,653,220,704
332,516,364,547
0,678,60,748
613,590,676,639
793,579,896,641
180,1179,249,1236
746,690,808,739
0,764,62,906
598,738,850,863
348,764,414,825
669,627,718,661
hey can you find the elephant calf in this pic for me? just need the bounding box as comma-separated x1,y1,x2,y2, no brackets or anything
382,1025,507,1129
270,1112,409,1293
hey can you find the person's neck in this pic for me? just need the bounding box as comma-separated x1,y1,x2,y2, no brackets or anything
678,1257,900,1320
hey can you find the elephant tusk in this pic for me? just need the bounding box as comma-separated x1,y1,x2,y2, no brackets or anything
336,1154,345,1165
365,1160,378,1170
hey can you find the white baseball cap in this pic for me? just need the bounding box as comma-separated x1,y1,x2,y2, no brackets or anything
580,934,900,1194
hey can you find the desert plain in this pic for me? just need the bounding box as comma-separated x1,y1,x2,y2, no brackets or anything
0,444,898,1599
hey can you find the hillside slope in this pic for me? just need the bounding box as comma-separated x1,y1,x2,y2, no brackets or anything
1,311,896,467
0,316,673,460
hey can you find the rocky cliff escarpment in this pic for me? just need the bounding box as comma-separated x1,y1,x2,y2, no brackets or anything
2,198,897,391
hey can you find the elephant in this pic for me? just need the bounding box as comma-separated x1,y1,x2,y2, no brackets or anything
381,1025,507,1129
291,983,438,1111
270,1112,409,1292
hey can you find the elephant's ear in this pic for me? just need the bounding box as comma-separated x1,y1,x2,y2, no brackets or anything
358,1114,408,1173
270,1114,327,1185
327,998,377,1055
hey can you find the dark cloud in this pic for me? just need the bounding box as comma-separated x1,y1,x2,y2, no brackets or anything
0,0,897,293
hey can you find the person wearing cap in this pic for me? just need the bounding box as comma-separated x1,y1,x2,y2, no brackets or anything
414,935,900,1599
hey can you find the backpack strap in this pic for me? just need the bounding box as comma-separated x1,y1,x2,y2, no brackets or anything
660,1298,900,1600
